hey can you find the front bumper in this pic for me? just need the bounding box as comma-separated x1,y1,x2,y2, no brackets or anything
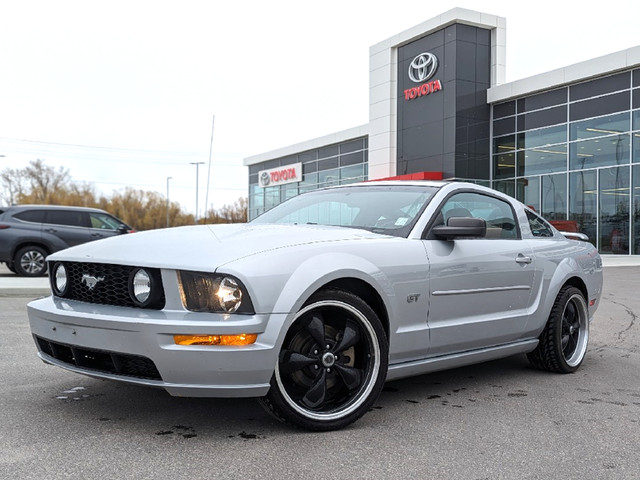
27,296,287,398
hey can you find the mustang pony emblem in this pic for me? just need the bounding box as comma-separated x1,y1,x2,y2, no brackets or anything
81,274,105,291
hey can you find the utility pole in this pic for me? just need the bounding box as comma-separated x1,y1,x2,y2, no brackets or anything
166,176,172,228
204,115,215,223
190,162,204,224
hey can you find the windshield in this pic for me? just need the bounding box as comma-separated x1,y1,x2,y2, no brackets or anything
251,184,438,237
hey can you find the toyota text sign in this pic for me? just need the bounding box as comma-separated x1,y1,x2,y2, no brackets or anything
259,163,302,188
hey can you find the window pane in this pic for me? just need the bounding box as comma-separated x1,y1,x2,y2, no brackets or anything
516,177,540,212
318,168,339,187
526,210,554,237
517,124,566,150
318,145,339,159
340,164,364,182
439,192,518,239
493,135,516,154
299,151,317,163
45,210,87,227
13,210,46,223
633,109,640,131
493,152,517,179
541,173,567,220
264,187,280,211
89,213,121,230
569,134,630,170
493,101,515,119
634,131,640,164
517,88,566,113
569,170,597,246
570,71,630,102
281,183,299,202
493,179,515,198
340,151,364,167
569,91,630,122
340,138,364,154
318,157,339,171
599,166,630,254
493,116,515,136
570,112,629,141
518,144,567,176
517,105,566,131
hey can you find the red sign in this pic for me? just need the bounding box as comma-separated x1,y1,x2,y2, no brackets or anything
403,79,442,101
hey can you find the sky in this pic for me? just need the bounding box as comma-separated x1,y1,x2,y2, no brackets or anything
1,0,640,216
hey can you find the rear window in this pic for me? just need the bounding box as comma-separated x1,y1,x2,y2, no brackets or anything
13,210,47,223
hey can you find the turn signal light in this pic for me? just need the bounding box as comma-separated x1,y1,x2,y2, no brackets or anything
173,334,257,346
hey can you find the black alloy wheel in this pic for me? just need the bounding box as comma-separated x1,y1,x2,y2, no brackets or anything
527,286,589,373
260,289,388,431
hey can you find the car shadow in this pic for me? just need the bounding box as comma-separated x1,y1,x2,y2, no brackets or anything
39,354,541,437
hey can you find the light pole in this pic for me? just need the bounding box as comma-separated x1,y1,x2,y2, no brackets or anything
166,176,172,228
190,162,204,224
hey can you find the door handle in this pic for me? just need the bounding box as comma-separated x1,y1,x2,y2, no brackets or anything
515,254,532,264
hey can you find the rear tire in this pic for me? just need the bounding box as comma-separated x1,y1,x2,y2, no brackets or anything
13,246,48,277
259,289,388,431
527,286,589,373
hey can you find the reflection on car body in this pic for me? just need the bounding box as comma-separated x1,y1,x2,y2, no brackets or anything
27,181,603,430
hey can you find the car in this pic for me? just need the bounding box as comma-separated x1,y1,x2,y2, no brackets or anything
0,204,134,277
27,181,603,431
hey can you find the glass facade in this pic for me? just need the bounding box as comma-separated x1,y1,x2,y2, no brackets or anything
492,68,640,254
248,137,368,220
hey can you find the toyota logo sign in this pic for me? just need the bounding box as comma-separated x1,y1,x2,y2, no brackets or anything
408,52,438,83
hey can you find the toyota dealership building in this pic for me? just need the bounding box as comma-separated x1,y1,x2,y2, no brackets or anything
244,8,640,255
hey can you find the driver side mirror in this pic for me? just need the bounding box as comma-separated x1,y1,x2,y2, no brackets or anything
432,217,486,240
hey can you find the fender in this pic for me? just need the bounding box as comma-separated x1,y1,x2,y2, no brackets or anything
524,253,600,337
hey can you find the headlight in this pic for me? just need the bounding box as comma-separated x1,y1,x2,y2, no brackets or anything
51,262,69,296
177,271,254,314
128,268,163,308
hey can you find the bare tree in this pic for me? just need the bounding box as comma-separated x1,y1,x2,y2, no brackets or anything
0,168,26,205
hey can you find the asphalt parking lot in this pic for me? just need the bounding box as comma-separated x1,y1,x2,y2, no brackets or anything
0,262,639,479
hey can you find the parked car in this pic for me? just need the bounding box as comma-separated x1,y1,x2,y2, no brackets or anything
0,204,134,277
27,182,603,430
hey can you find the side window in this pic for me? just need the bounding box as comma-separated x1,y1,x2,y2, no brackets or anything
13,210,47,223
89,213,122,230
526,210,554,237
45,210,89,228
435,192,519,239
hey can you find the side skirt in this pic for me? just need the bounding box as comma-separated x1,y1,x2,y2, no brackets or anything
386,339,539,382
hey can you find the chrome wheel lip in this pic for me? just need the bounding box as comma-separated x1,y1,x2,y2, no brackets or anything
275,300,381,422
563,294,589,368
20,250,46,275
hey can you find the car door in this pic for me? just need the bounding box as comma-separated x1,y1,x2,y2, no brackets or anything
43,209,93,247
422,191,537,356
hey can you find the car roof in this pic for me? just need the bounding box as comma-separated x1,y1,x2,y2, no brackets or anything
6,204,110,213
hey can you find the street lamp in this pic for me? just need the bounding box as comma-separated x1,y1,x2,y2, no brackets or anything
166,176,172,228
190,162,204,224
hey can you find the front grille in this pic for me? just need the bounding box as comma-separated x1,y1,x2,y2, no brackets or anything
35,335,162,381
50,262,165,309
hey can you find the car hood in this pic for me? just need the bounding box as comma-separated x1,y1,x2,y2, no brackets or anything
47,223,387,271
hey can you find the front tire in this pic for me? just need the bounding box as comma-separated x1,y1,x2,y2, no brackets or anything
528,286,589,373
260,289,388,431
14,246,48,277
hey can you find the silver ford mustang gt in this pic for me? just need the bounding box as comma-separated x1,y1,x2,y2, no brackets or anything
28,181,603,430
